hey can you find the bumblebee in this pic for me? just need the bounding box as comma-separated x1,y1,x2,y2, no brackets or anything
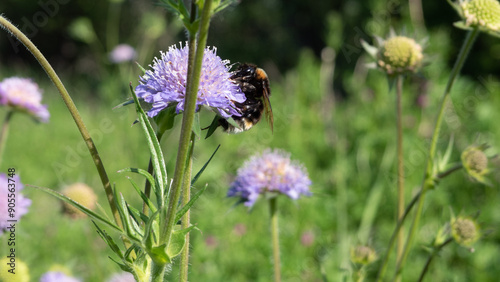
220,63,274,133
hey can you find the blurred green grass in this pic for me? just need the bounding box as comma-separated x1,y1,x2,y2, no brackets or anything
1,2,500,281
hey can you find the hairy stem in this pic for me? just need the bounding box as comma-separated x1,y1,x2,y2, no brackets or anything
270,197,281,282
393,28,479,280
0,15,121,229
160,0,213,246
179,133,194,282
396,75,405,264
418,238,453,282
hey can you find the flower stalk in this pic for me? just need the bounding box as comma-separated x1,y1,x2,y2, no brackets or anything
160,0,213,247
395,75,405,263
270,197,282,282
393,27,479,279
179,133,195,282
0,15,121,229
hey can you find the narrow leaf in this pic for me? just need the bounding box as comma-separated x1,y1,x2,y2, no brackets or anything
129,84,167,197
29,185,121,232
175,184,208,223
192,145,220,185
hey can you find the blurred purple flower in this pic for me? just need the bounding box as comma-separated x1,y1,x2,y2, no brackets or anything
301,230,315,247
135,43,246,118
40,271,81,282
228,149,312,207
0,173,31,233
0,77,49,122
109,44,137,63
107,272,135,282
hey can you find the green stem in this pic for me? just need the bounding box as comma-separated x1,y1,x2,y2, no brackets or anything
376,190,421,282
150,260,167,282
160,0,213,246
417,238,453,282
270,197,281,282
0,15,121,229
0,110,14,165
436,163,463,179
395,75,405,264
179,133,195,282
393,28,479,280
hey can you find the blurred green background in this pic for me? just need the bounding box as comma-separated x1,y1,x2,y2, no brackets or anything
1,0,500,281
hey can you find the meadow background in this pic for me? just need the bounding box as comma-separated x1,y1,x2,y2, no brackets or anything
1,0,500,281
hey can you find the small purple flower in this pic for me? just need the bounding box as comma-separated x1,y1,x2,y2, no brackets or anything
0,173,31,233
107,272,135,282
109,44,137,63
135,43,246,119
0,77,49,122
228,149,312,207
40,271,81,282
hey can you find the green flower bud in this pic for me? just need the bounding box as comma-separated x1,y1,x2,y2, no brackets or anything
350,245,378,265
61,183,98,218
461,0,500,31
451,216,480,247
377,36,423,75
461,145,490,184
0,258,30,282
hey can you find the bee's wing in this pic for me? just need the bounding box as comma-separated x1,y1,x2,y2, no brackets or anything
262,86,274,133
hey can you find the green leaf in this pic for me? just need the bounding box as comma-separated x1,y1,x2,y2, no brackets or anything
175,184,208,223
112,98,134,110
149,244,170,264
360,39,378,58
167,225,196,259
192,112,201,139
453,21,472,31
119,168,157,194
191,145,220,185
114,189,141,242
93,221,124,259
205,115,221,139
28,185,121,232
124,176,158,214
109,256,133,273
135,61,147,74
143,210,160,250
154,106,176,134
129,84,167,200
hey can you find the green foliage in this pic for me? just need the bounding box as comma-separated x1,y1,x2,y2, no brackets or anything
1,1,500,281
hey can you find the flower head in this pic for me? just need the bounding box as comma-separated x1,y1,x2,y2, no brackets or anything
450,0,500,36
0,173,31,233
228,149,312,207
461,144,491,185
361,31,425,76
40,272,81,282
451,216,481,247
0,77,49,122
135,43,246,119
61,183,97,218
109,44,137,63
0,258,29,282
107,272,135,282
350,245,378,265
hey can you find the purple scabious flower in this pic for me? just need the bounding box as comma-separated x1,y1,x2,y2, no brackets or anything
135,43,246,118
40,271,82,282
0,173,32,233
0,77,49,122
228,149,312,207
109,44,137,63
107,272,135,282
